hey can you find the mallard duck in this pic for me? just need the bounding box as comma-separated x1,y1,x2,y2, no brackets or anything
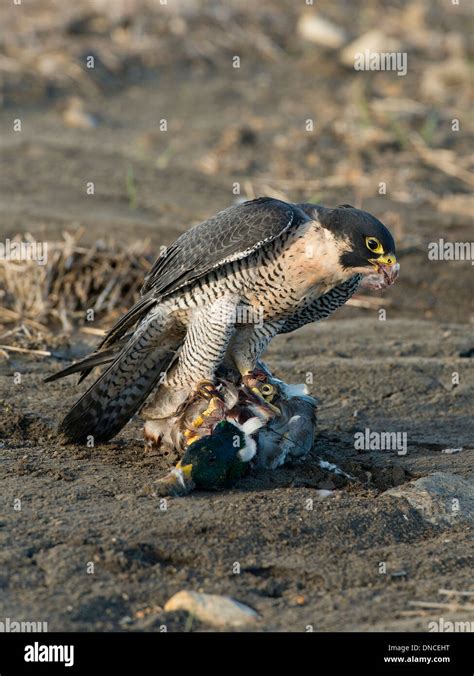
153,363,318,495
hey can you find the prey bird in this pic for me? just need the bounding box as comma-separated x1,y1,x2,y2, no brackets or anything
46,197,399,446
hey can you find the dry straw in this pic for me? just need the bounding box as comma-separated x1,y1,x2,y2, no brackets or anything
0,230,152,353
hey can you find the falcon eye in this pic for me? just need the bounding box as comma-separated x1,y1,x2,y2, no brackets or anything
365,237,384,254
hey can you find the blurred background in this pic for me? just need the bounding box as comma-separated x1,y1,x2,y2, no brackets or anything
0,0,472,348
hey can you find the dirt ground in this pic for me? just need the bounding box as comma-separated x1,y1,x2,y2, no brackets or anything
0,0,473,632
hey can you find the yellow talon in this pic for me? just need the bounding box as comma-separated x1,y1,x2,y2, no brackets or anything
191,398,219,427
196,380,218,400
184,397,220,446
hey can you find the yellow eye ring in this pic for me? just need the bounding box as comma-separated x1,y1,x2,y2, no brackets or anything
365,236,384,254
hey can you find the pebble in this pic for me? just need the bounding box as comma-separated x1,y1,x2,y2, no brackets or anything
384,472,473,526
164,591,259,628
297,14,347,50
340,30,401,68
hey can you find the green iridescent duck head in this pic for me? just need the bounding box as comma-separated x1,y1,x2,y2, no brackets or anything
180,418,261,490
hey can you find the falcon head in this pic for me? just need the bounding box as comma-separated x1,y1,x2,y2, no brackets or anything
300,203,399,290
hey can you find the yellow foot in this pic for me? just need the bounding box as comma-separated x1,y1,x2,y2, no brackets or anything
195,380,222,400
183,387,224,446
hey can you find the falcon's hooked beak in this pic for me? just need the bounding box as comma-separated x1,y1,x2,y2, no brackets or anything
370,253,399,286
362,254,399,290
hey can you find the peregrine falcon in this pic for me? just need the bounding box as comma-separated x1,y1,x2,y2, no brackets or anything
46,197,399,445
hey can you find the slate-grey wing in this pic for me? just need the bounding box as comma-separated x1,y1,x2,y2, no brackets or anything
141,197,309,297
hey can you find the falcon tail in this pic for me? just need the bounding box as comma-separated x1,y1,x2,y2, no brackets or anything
58,342,177,444
44,347,120,384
